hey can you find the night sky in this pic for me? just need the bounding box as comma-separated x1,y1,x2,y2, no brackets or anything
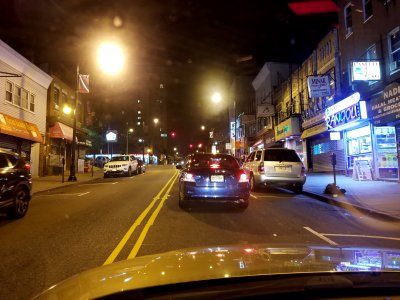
0,0,338,153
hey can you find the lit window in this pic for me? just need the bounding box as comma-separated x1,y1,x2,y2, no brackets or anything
344,3,352,37
30,94,35,112
54,88,59,109
388,27,400,73
5,81,12,102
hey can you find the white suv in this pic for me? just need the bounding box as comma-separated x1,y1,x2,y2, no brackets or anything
104,155,139,178
242,148,306,193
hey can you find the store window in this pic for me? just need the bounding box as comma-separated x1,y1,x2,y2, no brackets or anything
346,126,372,169
375,126,398,179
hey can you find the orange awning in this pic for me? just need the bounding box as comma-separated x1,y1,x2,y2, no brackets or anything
0,113,43,143
49,122,73,141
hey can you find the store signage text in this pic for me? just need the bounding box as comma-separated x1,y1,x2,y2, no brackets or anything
230,122,235,138
307,75,331,98
351,61,381,81
326,103,361,130
276,125,290,136
369,82,400,125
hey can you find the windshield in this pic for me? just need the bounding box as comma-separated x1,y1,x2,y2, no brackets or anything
1,1,400,299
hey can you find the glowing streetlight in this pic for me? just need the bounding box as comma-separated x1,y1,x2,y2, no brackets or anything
173,147,177,151
211,92,222,104
63,105,72,115
97,42,125,75
153,118,159,125
126,128,134,154
201,125,205,130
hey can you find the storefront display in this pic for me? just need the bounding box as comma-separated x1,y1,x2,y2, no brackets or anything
375,126,398,179
345,125,373,170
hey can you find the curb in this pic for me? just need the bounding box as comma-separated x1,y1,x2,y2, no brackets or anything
303,190,400,222
32,176,103,196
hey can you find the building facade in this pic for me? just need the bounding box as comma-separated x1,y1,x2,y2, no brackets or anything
0,40,52,176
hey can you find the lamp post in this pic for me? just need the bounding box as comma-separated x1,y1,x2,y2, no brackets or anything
68,65,80,182
126,128,134,154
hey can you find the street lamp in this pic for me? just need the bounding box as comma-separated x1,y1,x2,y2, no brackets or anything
201,125,205,130
153,118,159,125
126,128,134,154
211,92,222,104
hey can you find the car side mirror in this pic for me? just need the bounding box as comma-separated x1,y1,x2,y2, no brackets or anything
176,165,182,169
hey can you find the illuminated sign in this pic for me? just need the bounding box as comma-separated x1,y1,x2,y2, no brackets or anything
369,82,400,125
275,117,300,140
351,61,381,81
230,122,235,138
325,93,367,130
307,75,331,98
330,132,341,140
106,130,118,142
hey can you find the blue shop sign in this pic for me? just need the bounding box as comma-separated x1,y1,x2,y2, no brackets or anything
325,92,368,130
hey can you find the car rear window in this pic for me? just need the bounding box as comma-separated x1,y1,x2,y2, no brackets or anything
190,155,239,169
264,149,301,162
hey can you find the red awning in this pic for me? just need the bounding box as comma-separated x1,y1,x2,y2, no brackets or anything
0,112,43,143
49,122,73,141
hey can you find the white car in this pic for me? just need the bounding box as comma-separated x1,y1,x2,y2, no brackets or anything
104,155,139,178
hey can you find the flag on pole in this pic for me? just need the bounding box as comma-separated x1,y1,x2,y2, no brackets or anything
78,74,90,93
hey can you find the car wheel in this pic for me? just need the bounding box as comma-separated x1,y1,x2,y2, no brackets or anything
250,174,257,192
178,190,188,209
104,173,108,178
127,167,132,177
8,186,30,219
293,184,303,194
136,167,139,175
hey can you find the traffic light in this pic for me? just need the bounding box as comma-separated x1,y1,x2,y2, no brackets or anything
170,132,176,138
189,144,193,148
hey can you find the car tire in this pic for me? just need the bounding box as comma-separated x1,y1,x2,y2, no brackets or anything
293,184,303,194
127,167,132,177
250,174,257,192
178,191,188,209
135,167,139,175
104,173,108,178
8,186,30,219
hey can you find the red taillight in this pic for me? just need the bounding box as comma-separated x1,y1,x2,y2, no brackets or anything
210,163,220,169
257,162,265,174
239,173,248,183
301,166,306,176
183,173,195,182
24,164,31,171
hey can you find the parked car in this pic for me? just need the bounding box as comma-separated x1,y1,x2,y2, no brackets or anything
176,153,249,209
94,156,110,168
242,148,306,193
103,155,139,178
0,148,32,218
137,159,146,174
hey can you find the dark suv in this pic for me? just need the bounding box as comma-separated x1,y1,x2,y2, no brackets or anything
0,148,32,218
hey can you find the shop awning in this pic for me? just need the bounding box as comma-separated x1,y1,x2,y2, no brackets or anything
301,122,328,139
76,133,92,147
49,122,73,141
0,112,43,143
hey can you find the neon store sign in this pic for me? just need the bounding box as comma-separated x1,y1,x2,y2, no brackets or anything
325,93,367,130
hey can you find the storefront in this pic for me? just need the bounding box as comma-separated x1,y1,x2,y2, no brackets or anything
325,92,371,177
275,117,303,161
300,112,344,172
47,122,73,175
0,113,43,162
368,82,400,181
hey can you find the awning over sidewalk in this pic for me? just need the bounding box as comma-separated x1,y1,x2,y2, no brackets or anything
301,122,328,139
49,122,73,141
0,112,43,143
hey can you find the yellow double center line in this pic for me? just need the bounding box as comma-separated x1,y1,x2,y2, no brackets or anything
103,171,179,265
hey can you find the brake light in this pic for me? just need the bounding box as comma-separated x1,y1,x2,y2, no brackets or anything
239,172,248,183
301,166,306,176
210,163,220,169
258,162,265,174
24,164,31,171
183,173,195,182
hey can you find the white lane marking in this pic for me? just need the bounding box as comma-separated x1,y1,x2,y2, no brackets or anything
303,226,338,246
82,182,119,185
323,233,400,242
77,192,90,197
250,194,258,199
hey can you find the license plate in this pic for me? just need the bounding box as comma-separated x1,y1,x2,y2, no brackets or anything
210,175,224,182
275,166,291,173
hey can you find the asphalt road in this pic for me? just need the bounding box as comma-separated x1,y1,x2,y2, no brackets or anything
1,165,399,299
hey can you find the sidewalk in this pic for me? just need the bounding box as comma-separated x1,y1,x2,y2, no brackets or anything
31,167,104,194
304,173,400,220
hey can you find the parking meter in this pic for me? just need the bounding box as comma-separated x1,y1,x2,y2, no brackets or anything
330,152,336,166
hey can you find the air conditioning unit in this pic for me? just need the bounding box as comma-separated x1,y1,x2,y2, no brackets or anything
389,61,398,72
